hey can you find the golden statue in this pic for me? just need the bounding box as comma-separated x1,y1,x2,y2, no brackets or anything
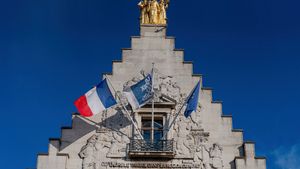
158,0,168,24
138,0,170,25
138,0,149,24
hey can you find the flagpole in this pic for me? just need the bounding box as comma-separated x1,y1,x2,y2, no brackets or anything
162,82,198,139
151,63,155,142
104,75,144,140
162,100,187,140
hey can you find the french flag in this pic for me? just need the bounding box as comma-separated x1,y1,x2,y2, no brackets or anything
74,79,117,117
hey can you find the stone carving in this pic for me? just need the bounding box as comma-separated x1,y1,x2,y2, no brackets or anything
115,91,128,107
97,105,134,159
200,142,212,169
209,144,223,169
79,133,111,169
123,77,142,90
79,135,98,169
157,75,182,102
107,131,130,157
95,132,111,161
101,161,201,168
80,131,129,169
191,103,203,130
192,141,224,169
121,69,220,166
123,70,185,104
123,70,146,90
171,117,224,169
138,0,170,25
193,144,211,169
173,115,193,157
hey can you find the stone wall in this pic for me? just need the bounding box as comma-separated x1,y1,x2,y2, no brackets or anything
35,25,266,169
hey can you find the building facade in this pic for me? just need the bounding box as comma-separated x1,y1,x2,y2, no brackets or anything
34,8,267,169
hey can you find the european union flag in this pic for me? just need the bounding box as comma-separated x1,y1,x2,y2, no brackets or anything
184,81,200,118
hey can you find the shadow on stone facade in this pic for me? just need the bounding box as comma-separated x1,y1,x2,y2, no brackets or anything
60,110,132,151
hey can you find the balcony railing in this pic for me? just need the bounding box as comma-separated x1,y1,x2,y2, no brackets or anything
128,139,175,158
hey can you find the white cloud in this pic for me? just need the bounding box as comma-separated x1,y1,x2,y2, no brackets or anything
273,144,300,169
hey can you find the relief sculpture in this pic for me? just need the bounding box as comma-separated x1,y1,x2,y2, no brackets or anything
81,70,221,169
79,135,98,169
123,70,185,104
190,103,203,130
172,112,224,169
107,131,130,157
79,130,130,169
210,144,223,169
174,115,193,157
193,141,224,169
200,142,212,169
79,133,111,169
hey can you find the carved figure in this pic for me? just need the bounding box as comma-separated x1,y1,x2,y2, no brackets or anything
157,75,183,102
138,0,169,25
163,80,181,101
79,133,115,169
210,144,223,169
194,147,202,163
158,0,168,24
201,142,212,169
79,135,98,169
158,76,171,93
174,116,192,156
148,0,160,24
108,132,129,156
124,69,184,104
138,0,150,24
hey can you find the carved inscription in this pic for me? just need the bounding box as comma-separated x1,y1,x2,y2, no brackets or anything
101,162,201,168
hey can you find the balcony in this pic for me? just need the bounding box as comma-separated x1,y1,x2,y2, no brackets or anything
128,139,175,158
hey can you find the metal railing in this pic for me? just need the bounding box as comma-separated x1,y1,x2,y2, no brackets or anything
129,139,174,152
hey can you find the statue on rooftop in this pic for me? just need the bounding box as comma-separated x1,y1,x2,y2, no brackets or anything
138,0,170,25
138,0,150,24
158,0,168,24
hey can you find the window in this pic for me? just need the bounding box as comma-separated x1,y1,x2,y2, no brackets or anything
141,116,164,141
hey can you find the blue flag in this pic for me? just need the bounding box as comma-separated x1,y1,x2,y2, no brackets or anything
124,74,153,110
184,81,200,118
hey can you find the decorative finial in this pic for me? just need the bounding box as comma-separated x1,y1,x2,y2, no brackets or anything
138,0,170,25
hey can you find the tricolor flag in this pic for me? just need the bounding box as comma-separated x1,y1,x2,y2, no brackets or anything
74,79,117,117
184,81,200,118
124,74,153,110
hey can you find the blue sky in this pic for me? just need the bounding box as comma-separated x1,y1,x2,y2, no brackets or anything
0,0,299,169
